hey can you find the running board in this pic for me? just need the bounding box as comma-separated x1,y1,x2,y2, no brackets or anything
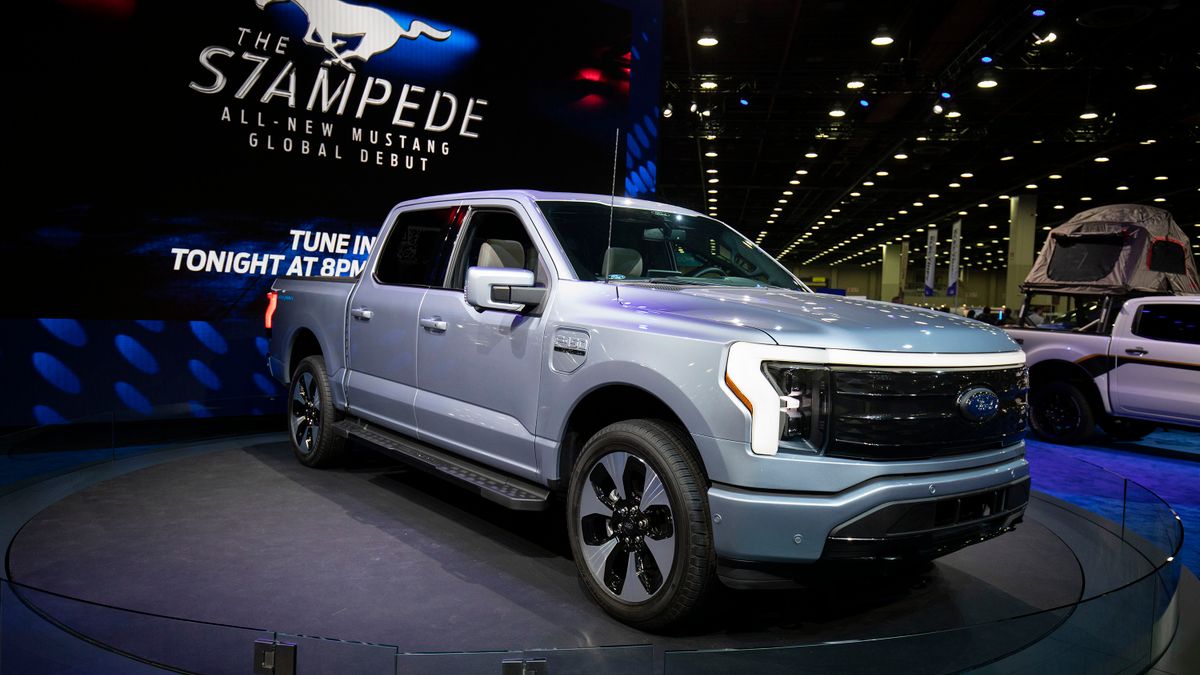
332,419,550,511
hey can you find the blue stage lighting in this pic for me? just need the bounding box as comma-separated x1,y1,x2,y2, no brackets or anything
981,55,993,63
1032,9,1046,17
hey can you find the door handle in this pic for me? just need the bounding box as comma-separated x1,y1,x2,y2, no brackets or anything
1125,347,1148,356
419,316,447,332
350,307,374,321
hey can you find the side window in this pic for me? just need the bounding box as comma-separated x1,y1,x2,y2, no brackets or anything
450,209,544,289
374,207,460,286
1133,303,1200,345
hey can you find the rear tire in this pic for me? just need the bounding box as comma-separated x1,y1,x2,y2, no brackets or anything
566,419,715,631
1029,381,1095,445
288,356,346,467
1100,416,1156,442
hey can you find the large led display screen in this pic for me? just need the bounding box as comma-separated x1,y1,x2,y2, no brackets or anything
3,0,661,427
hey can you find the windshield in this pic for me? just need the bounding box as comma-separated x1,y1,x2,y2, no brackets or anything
537,200,806,290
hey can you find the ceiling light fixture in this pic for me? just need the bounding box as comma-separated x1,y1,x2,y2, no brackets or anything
1134,74,1157,91
1079,104,1100,120
804,149,819,159
1093,156,1109,163
948,182,961,188
976,68,999,88
704,151,718,157
828,104,846,118
871,26,893,46
894,151,909,160
700,80,717,90
662,104,673,118
696,28,719,48
1049,174,1062,179
846,78,865,89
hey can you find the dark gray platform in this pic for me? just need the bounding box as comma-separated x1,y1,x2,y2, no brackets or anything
5,439,1088,655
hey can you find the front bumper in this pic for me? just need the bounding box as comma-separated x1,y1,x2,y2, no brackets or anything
706,453,1030,565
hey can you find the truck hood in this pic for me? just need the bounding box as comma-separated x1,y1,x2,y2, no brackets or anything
615,285,1017,353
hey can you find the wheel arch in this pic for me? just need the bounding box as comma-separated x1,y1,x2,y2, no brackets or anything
553,383,705,492
287,328,323,382
1029,358,1106,416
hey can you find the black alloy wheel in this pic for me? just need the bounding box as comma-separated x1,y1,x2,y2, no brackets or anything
567,419,714,630
1029,381,1095,445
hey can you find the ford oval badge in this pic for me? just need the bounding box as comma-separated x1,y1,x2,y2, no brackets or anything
957,387,1000,423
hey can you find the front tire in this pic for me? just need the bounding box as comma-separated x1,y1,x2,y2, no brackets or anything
1029,381,1095,445
288,356,346,467
566,420,715,631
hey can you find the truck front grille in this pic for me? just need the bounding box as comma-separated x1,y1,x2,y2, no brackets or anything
826,366,1027,460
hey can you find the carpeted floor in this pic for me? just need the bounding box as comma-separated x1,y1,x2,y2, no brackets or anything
1028,429,1200,574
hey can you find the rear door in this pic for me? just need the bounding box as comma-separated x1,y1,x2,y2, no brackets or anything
345,205,462,435
413,201,552,480
1108,300,1200,424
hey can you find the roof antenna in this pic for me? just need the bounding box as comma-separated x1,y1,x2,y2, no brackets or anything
603,127,620,282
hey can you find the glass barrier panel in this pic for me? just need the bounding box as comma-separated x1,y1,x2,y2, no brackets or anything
275,632,399,675
1,581,273,674
663,609,1072,674
1027,445,1128,539
396,645,653,675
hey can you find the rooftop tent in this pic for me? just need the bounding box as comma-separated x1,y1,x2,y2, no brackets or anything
1022,204,1200,295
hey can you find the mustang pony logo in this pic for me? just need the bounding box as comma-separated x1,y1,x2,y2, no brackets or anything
255,0,452,71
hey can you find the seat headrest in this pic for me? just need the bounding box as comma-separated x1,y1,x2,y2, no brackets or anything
602,247,643,278
479,239,525,269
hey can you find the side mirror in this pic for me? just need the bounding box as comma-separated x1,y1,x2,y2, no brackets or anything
464,267,546,312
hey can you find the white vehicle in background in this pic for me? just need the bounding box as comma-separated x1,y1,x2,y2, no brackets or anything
1007,204,1200,444
1008,295,1200,443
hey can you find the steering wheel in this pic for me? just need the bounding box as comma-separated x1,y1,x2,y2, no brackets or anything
687,265,725,278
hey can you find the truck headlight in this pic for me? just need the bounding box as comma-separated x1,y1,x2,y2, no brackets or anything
724,342,832,456
762,363,829,452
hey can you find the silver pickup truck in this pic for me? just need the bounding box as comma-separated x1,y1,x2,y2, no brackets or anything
266,190,1031,629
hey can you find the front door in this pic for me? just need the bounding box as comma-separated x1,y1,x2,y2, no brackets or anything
346,205,462,436
414,204,551,480
1108,301,1200,424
